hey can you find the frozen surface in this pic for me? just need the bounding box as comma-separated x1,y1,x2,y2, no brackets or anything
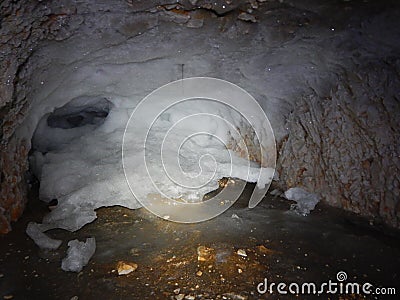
284,187,320,216
23,19,285,231
122,79,276,222
61,238,96,273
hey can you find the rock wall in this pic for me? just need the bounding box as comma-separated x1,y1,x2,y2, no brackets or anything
0,0,78,233
277,60,400,227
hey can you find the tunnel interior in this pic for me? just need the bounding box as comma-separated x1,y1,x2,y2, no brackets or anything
0,0,400,299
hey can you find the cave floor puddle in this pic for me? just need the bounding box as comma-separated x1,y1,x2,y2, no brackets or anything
1,183,400,299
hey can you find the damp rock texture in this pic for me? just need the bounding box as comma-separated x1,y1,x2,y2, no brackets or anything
276,6,400,227
278,61,400,227
1,0,400,233
0,0,80,233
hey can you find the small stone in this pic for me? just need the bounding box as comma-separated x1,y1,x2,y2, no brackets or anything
249,0,258,9
185,296,195,300
70,297,78,300
197,246,214,261
196,270,203,276
130,248,140,256
256,245,274,254
238,12,257,23
237,249,247,257
238,268,243,274
0,273,4,278
231,214,240,220
164,4,178,10
3,296,13,300
186,18,204,29
175,294,185,300
218,178,228,188
223,293,247,300
270,189,282,196
116,261,138,275
174,288,181,295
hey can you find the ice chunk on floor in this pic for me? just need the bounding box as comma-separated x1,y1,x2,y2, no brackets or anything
284,187,320,216
26,222,62,250
61,238,96,273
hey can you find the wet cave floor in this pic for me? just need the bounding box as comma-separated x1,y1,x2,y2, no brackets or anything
1,183,400,300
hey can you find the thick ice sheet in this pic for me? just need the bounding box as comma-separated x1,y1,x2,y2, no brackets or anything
18,3,344,232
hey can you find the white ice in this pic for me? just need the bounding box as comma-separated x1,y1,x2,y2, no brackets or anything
61,238,96,273
17,6,344,233
284,187,320,216
26,222,62,250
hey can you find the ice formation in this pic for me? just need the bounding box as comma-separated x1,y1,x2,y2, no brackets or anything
27,79,275,229
284,187,320,216
26,222,62,250
17,4,341,233
61,238,96,273
122,78,275,221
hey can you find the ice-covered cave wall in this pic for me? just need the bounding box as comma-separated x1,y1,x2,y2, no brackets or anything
0,0,82,233
0,0,399,233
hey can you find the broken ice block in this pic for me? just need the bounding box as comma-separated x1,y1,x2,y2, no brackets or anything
284,187,320,216
61,237,96,272
26,222,62,250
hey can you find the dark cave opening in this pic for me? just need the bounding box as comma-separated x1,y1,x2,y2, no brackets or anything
46,97,111,130
30,96,113,154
